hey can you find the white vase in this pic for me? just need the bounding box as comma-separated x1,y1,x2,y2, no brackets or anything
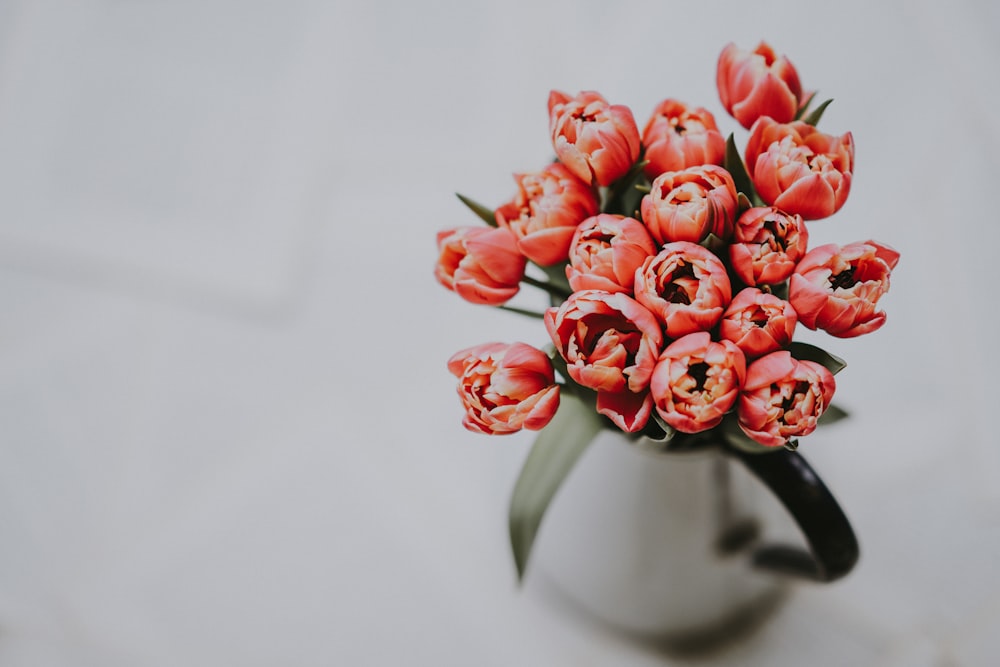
530,428,802,644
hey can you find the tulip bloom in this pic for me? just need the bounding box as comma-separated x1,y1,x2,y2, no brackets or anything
729,206,809,286
641,165,739,244
548,90,641,187
447,342,561,435
789,240,900,338
641,99,726,179
719,288,797,358
634,242,732,338
650,332,746,433
716,41,805,129
737,351,836,448
544,290,663,432
745,118,854,220
566,214,657,293
435,226,526,306
495,163,600,266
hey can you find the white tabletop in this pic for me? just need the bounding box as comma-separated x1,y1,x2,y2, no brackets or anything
0,1,997,665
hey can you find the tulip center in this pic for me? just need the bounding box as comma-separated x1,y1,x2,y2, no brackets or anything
779,381,811,415
829,267,857,290
748,306,769,328
761,218,789,251
688,361,710,390
662,262,697,305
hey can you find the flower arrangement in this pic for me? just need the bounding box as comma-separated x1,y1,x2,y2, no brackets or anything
435,42,898,580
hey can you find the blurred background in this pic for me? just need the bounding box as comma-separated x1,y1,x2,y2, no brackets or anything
0,1,997,665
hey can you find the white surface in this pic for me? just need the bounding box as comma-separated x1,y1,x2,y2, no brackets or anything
0,1,997,665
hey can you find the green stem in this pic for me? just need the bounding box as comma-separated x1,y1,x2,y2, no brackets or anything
497,304,546,319
522,275,572,300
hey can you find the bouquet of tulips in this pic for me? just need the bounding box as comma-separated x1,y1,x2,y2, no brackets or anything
435,42,898,579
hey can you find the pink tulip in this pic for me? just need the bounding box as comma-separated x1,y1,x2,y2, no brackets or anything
544,290,663,432
435,226,526,306
737,351,836,448
650,332,746,433
641,99,726,179
448,342,561,435
719,288,797,358
641,165,739,244
729,206,809,286
788,240,900,338
744,118,854,220
495,163,600,266
566,214,657,293
548,90,641,187
716,41,805,129
634,242,732,338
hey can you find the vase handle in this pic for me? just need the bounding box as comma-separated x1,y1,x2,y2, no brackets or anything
727,447,859,583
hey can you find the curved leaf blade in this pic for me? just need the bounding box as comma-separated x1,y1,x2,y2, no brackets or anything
724,133,759,205
508,392,604,581
456,193,498,226
788,341,847,375
802,98,833,127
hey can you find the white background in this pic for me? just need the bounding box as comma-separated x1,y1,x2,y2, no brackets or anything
0,1,997,665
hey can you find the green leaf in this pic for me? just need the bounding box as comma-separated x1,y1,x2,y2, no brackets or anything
537,262,572,296
724,134,759,205
737,192,754,213
801,99,833,127
794,91,818,120
788,341,847,375
508,392,604,581
818,403,849,426
456,193,498,227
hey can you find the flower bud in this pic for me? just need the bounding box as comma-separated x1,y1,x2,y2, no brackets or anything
717,42,805,129
448,342,560,435
434,226,526,305
548,90,641,187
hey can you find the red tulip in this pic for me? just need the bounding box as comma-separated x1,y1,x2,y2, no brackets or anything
789,240,900,338
744,118,854,220
641,98,726,179
544,290,662,432
728,206,809,286
448,342,560,435
719,288,797,359
548,90,641,187
435,226,526,305
650,332,746,433
640,165,739,244
717,41,805,129
566,214,657,294
737,351,836,448
634,242,732,338
495,162,600,266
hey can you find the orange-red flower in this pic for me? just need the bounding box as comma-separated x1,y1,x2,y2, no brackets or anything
737,351,836,447
728,206,809,285
434,226,526,305
719,288,797,359
544,290,662,432
717,41,805,129
495,163,600,266
448,342,560,435
548,90,641,187
634,242,732,338
641,99,726,179
744,118,854,220
566,214,657,294
650,332,746,434
641,165,739,244
788,240,900,338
